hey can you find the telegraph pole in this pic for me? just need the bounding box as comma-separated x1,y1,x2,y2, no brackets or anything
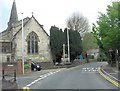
67,29,70,63
22,13,24,75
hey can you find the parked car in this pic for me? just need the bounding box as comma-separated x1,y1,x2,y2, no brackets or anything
31,62,42,71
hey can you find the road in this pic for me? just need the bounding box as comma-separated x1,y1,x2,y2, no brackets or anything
25,62,118,89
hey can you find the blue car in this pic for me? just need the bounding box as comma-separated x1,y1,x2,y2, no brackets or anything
31,62,42,71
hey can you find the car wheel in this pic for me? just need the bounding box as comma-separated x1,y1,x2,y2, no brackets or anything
35,68,38,71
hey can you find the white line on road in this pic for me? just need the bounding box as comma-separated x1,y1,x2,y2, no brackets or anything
26,70,61,87
101,68,119,81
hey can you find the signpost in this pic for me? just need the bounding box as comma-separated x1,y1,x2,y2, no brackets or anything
109,48,113,52
109,48,113,66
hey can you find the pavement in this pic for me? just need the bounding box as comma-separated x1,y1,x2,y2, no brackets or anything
99,62,120,88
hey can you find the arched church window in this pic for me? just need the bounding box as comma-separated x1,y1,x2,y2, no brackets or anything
28,36,30,53
27,31,39,54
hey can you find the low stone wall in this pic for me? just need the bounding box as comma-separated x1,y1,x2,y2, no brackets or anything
36,59,86,69
36,61,54,69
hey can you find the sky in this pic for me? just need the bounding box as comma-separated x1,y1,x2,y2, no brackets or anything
0,0,116,35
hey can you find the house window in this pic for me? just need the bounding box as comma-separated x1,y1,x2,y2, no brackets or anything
27,31,39,54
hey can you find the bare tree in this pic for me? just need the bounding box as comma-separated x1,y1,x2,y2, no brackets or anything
66,13,90,36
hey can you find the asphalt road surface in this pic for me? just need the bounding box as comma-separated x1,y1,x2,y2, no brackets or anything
27,62,118,89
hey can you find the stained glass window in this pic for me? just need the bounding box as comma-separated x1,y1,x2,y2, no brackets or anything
27,31,39,54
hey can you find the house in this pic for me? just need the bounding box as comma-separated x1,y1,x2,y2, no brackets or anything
87,49,99,59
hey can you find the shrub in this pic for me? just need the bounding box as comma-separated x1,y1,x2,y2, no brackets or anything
24,63,30,68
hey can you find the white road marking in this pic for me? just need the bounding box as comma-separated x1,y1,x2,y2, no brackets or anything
101,68,119,81
110,73,117,74
26,70,61,87
82,67,98,73
83,68,86,69
53,72,56,74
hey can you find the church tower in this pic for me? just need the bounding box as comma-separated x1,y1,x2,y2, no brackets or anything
8,0,18,29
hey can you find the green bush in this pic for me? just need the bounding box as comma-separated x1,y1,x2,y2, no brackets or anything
24,63,30,68
97,56,101,61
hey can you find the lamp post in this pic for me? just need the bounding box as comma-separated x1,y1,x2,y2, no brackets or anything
67,29,70,63
21,13,24,75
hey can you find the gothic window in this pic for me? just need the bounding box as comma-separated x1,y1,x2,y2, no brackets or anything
27,32,39,54
7,56,10,62
2,46,6,53
28,37,30,53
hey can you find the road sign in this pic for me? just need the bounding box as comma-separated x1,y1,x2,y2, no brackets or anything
109,48,113,52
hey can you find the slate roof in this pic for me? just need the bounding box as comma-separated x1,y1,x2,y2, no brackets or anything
1,0,49,41
13,15,49,40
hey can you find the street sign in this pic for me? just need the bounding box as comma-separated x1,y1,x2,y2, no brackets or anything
109,48,113,52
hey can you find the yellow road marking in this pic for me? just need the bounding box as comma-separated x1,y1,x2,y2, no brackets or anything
23,87,30,91
98,67,120,88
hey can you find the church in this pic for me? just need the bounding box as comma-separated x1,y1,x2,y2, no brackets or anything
0,0,53,63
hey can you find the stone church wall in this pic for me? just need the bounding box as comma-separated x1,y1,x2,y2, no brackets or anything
14,17,53,62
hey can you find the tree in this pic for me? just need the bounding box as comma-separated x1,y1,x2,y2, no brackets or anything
50,26,64,63
66,13,90,36
92,1,120,64
50,26,82,63
64,28,82,62
82,32,98,53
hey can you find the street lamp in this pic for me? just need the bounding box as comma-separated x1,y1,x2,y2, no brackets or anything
67,29,70,63
21,13,24,75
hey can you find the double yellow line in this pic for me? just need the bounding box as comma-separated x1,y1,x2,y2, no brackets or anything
98,67,120,88
23,87,30,91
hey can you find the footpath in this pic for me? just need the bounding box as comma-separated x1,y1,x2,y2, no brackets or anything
99,62,120,88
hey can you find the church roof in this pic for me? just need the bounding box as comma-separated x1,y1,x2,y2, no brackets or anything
31,15,49,37
8,0,18,28
1,0,49,41
12,15,49,40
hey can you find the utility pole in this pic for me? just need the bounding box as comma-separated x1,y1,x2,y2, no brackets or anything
67,29,70,63
22,13,24,75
